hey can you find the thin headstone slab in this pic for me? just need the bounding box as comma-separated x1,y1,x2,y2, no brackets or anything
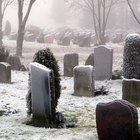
30,62,55,127
96,100,138,140
73,65,94,97
0,62,11,83
64,53,79,77
94,46,113,80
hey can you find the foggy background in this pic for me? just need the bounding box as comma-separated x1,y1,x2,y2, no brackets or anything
3,0,140,32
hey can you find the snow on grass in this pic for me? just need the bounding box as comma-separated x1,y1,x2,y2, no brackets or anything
0,70,125,140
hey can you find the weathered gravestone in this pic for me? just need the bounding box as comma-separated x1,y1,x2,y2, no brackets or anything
94,46,113,80
44,35,54,44
30,62,56,127
85,53,94,66
64,53,79,77
96,100,138,140
123,34,140,106
7,55,22,71
73,65,94,97
0,62,11,83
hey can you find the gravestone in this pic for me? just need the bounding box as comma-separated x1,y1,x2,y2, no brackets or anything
0,62,11,83
7,55,22,71
44,35,54,44
94,46,113,80
73,65,94,97
85,53,94,66
96,100,138,140
64,53,79,77
30,62,56,127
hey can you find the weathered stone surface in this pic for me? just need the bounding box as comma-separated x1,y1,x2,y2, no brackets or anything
122,78,140,107
96,100,138,140
73,65,94,97
64,53,79,77
85,53,94,66
0,62,11,83
30,62,56,127
94,46,113,80
7,55,21,71
44,35,54,44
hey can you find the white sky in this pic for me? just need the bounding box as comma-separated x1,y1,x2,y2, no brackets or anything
3,0,53,31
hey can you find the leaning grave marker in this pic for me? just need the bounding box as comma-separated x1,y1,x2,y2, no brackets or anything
64,53,79,77
0,62,11,83
94,45,113,80
30,62,56,127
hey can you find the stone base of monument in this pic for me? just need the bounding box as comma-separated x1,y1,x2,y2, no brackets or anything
122,78,140,107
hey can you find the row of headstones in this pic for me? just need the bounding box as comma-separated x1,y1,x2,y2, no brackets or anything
64,45,113,80
30,62,139,139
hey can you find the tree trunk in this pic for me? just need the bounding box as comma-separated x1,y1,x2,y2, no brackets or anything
0,1,3,47
16,25,24,56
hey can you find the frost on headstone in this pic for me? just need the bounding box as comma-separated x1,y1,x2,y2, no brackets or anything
123,34,140,79
30,62,56,127
73,65,94,97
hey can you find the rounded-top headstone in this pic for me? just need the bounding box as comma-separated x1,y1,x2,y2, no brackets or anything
123,34,140,79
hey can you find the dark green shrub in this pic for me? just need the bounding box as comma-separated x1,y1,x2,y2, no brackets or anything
123,34,140,79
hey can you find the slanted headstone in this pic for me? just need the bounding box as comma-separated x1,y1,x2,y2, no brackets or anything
0,62,11,83
96,100,138,140
94,46,113,80
73,65,94,97
30,62,56,127
64,53,79,77
85,53,94,66
7,55,22,71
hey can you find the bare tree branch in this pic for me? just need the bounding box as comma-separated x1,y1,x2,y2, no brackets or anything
126,0,140,25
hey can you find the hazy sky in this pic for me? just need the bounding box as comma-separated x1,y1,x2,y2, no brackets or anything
4,0,53,31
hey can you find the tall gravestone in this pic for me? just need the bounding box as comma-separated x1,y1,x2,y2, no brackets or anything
0,62,11,83
96,100,138,140
94,46,113,80
122,34,140,106
64,53,79,77
73,65,94,97
30,62,56,127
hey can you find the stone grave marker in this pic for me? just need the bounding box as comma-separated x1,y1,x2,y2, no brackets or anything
96,100,138,140
73,65,94,97
64,53,79,77
94,46,113,80
85,53,94,66
0,62,11,83
30,62,55,127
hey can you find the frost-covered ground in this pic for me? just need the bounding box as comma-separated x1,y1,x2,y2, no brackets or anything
0,40,139,140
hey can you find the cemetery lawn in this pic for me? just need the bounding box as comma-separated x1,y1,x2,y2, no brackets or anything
0,40,140,139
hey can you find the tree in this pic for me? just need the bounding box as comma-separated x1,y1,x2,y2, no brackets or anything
126,0,140,25
65,0,117,45
16,0,36,56
0,0,14,48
